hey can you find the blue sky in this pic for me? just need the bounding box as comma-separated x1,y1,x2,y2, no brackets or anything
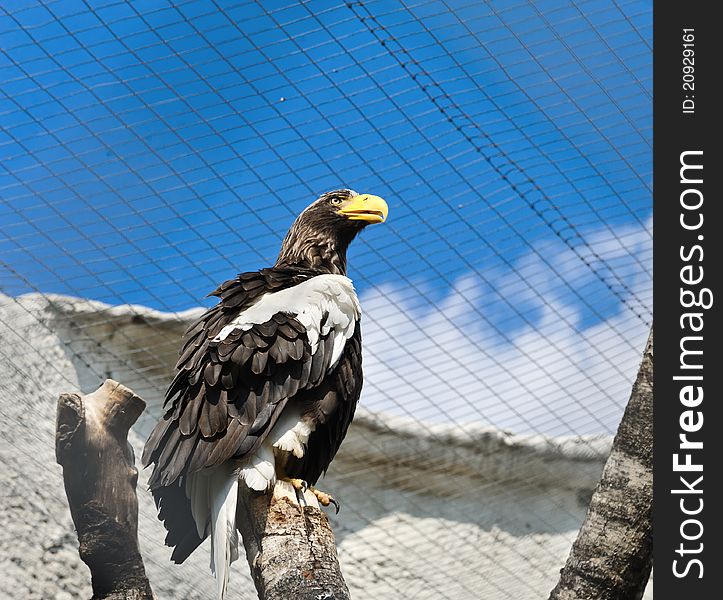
0,1,652,433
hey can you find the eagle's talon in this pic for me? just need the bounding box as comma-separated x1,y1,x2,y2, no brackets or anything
283,477,308,493
284,478,339,512
310,487,339,513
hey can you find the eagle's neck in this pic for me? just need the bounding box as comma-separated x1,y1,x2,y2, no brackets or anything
275,222,350,275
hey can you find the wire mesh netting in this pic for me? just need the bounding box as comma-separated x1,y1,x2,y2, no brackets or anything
1,1,652,599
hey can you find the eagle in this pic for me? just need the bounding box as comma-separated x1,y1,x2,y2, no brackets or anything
142,189,388,598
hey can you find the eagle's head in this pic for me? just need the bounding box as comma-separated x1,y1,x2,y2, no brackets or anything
276,189,388,275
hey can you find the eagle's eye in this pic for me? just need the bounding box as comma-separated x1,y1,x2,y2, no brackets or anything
329,197,343,207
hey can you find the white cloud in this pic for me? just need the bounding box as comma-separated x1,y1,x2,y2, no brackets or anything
358,217,652,436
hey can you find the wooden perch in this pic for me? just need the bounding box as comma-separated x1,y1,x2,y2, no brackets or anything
237,481,351,600
56,379,350,599
549,328,653,600
55,379,153,600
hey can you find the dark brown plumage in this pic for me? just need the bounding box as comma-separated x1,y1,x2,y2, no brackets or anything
142,190,387,583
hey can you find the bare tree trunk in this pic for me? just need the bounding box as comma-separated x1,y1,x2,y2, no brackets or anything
237,481,351,600
549,328,653,600
55,379,153,600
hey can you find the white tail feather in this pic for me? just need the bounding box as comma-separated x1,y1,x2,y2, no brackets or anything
186,470,210,539
207,466,239,600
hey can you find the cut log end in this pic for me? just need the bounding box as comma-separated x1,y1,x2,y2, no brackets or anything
86,379,147,436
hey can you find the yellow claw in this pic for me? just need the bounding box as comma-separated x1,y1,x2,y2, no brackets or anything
285,478,308,493
280,477,339,513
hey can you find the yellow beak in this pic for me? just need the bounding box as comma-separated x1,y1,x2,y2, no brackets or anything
338,194,388,223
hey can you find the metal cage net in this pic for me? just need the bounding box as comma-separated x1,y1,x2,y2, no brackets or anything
0,1,652,599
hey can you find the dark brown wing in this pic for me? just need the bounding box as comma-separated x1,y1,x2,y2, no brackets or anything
142,268,358,561
142,269,336,489
285,323,363,485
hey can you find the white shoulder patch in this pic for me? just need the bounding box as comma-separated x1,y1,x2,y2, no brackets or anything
214,274,360,370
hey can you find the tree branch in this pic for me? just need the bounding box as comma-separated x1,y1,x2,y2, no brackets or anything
55,379,153,600
549,328,653,600
236,481,351,600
